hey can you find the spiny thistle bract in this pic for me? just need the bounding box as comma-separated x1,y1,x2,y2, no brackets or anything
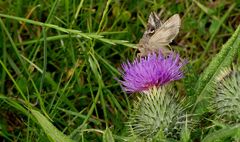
212,66,240,124
128,86,188,141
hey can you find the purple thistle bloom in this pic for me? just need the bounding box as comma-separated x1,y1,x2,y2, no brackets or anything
120,52,186,93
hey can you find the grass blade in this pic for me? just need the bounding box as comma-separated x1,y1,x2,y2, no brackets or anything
31,109,74,142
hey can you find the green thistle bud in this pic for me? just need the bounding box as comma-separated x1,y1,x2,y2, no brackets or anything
212,66,240,124
128,86,188,141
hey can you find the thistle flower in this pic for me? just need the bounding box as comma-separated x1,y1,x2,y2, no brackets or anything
120,52,186,93
212,66,240,124
128,86,188,140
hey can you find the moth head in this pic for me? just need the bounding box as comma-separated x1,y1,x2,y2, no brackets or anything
146,12,162,35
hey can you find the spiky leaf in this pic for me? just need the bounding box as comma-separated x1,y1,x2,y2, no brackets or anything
202,125,240,142
193,25,240,114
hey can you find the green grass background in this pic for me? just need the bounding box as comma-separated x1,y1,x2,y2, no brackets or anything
0,0,240,141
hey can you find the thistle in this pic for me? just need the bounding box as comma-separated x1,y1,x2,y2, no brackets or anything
212,66,240,124
119,52,186,93
128,86,188,141
118,51,188,141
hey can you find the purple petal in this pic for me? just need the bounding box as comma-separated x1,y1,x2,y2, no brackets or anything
119,52,186,93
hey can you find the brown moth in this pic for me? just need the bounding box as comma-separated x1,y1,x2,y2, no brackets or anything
137,12,181,56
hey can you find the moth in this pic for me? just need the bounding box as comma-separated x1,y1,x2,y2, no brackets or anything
137,12,181,56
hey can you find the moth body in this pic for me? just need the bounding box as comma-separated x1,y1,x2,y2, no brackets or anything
137,12,181,57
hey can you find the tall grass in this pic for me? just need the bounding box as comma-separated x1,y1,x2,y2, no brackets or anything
0,0,240,141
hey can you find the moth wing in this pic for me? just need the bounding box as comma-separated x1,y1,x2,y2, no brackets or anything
148,14,181,49
147,12,162,30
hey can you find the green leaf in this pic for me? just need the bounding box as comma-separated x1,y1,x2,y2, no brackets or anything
209,19,219,35
103,128,115,142
180,121,191,142
192,25,240,113
202,125,240,142
31,109,74,142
